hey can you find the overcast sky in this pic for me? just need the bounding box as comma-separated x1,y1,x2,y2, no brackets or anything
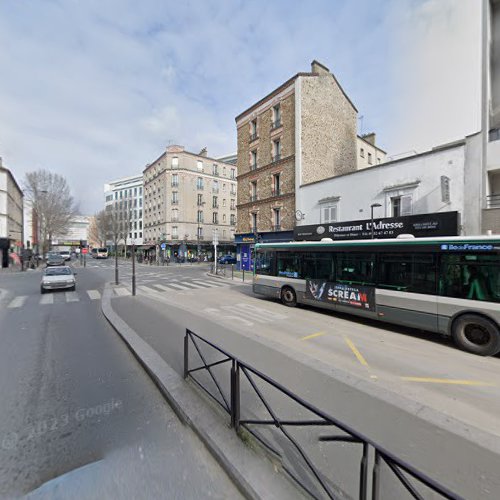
0,0,481,213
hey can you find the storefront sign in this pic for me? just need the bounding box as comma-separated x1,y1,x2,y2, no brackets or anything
306,280,375,311
294,212,458,241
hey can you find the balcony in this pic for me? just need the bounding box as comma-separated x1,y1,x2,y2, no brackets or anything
272,225,281,232
486,194,500,208
249,132,258,142
250,195,258,202
212,204,219,209
250,163,258,171
271,188,281,197
271,118,282,130
272,153,281,163
171,182,179,187
230,206,236,211
171,200,179,205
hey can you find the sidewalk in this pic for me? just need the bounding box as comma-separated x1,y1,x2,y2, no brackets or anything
101,284,304,500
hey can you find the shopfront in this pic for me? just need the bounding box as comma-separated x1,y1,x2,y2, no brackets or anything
236,231,294,270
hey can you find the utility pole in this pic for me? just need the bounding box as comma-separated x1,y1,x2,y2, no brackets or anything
131,241,136,296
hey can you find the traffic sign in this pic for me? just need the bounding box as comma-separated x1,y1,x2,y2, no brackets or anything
161,243,166,250
82,248,88,254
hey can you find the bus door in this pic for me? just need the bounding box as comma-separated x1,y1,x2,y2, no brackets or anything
376,253,439,331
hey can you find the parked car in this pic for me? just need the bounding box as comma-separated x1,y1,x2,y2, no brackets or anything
46,252,65,266
40,266,77,293
218,255,237,265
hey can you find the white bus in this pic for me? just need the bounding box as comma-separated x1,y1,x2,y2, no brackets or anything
253,236,500,356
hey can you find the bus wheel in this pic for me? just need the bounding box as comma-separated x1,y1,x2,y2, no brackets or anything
281,286,297,307
452,314,500,356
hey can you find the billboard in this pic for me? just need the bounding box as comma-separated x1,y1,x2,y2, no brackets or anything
305,280,375,311
294,211,458,241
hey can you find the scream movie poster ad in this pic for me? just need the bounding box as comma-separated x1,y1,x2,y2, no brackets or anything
306,280,375,311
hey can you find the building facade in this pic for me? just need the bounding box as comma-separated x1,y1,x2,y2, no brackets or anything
356,133,386,170
104,174,144,247
0,159,24,267
52,215,91,249
142,145,237,259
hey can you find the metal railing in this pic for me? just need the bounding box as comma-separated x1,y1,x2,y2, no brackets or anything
486,194,500,208
184,329,462,500
271,188,281,197
250,132,259,142
272,153,281,162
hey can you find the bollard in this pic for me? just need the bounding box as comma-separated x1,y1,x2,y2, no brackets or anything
242,268,245,282
231,264,234,280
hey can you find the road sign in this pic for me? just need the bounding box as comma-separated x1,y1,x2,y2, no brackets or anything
161,243,166,250
82,248,88,254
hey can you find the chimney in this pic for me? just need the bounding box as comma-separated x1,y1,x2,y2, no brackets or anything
311,60,330,75
361,133,376,146
199,147,208,157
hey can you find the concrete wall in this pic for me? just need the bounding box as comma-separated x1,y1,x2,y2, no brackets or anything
298,144,466,228
356,137,386,170
299,73,357,185
463,133,483,235
490,0,500,129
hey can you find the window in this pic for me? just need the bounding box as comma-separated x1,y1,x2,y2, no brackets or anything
172,226,178,239
213,180,219,192
337,253,375,285
197,194,203,206
272,173,281,196
139,220,142,229
213,164,218,176
197,160,203,171
223,214,226,223
230,184,236,195
378,253,437,294
223,229,226,238
114,192,118,200
273,139,281,161
197,177,204,190
360,148,365,158
197,210,203,223
134,187,137,196
171,209,178,221
139,231,142,238
441,176,451,203
439,254,499,302
172,157,178,169
230,168,236,180
322,204,338,223
272,104,281,128
230,214,236,225
377,157,381,164
212,195,218,208
230,199,235,210
171,174,178,187
368,152,373,165
172,191,178,204
213,212,218,224
391,195,412,217
256,251,275,276
139,187,143,195
197,227,203,238
223,167,226,176
250,119,257,139
250,150,257,169
251,213,257,231
223,199,226,207
222,183,226,192
277,253,300,278
250,181,257,202
273,208,281,229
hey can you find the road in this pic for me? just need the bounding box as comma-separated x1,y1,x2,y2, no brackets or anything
0,263,242,499
85,257,500,499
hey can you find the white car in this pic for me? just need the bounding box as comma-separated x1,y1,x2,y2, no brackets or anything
59,250,71,261
41,266,77,293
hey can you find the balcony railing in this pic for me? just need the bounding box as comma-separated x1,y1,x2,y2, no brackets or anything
272,153,281,162
250,195,258,202
212,204,219,209
272,224,281,231
230,206,236,210
271,118,282,129
249,132,258,142
197,185,204,190
486,194,500,208
171,182,179,187
250,163,258,171
171,200,179,205
212,188,219,193
271,188,281,197
197,201,204,206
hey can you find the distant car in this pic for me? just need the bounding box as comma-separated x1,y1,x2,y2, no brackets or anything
46,252,65,266
41,266,77,293
218,255,237,265
59,250,71,261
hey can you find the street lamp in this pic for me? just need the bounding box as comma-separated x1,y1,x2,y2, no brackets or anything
370,203,382,239
197,201,205,260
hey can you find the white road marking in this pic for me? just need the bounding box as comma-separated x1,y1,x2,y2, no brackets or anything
166,282,194,290
204,307,254,326
191,280,219,288
178,281,205,289
138,285,158,294
234,303,287,320
114,287,131,296
152,284,182,292
87,290,101,300
39,294,54,305
65,292,79,302
7,296,27,309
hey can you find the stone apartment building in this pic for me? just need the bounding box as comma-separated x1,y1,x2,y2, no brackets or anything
143,145,237,259
235,60,381,268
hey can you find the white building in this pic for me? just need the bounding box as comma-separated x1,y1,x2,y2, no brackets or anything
104,174,143,246
52,215,91,247
297,139,467,231
0,159,24,267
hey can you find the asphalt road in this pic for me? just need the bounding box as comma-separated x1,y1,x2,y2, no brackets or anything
0,264,242,499
88,258,500,499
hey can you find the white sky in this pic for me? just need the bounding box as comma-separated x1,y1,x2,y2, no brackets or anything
0,0,481,212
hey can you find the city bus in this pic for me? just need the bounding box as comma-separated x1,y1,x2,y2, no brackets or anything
91,247,109,259
253,236,500,356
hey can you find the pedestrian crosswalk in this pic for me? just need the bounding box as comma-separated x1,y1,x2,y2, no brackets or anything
2,289,104,309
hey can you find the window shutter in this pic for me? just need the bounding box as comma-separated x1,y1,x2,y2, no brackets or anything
401,195,412,215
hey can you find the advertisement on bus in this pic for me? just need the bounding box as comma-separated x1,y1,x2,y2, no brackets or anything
305,280,375,311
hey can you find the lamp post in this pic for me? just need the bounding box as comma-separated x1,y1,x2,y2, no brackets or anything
370,203,382,239
131,239,136,296
197,202,205,261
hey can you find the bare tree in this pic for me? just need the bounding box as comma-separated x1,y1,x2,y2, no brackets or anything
88,210,109,248
24,170,77,254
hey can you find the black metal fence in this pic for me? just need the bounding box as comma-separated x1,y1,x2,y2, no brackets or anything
184,329,463,500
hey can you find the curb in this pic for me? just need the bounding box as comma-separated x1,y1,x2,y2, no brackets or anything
101,284,303,500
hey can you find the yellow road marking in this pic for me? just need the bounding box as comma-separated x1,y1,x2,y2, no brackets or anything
300,332,326,341
401,377,496,387
343,336,369,367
